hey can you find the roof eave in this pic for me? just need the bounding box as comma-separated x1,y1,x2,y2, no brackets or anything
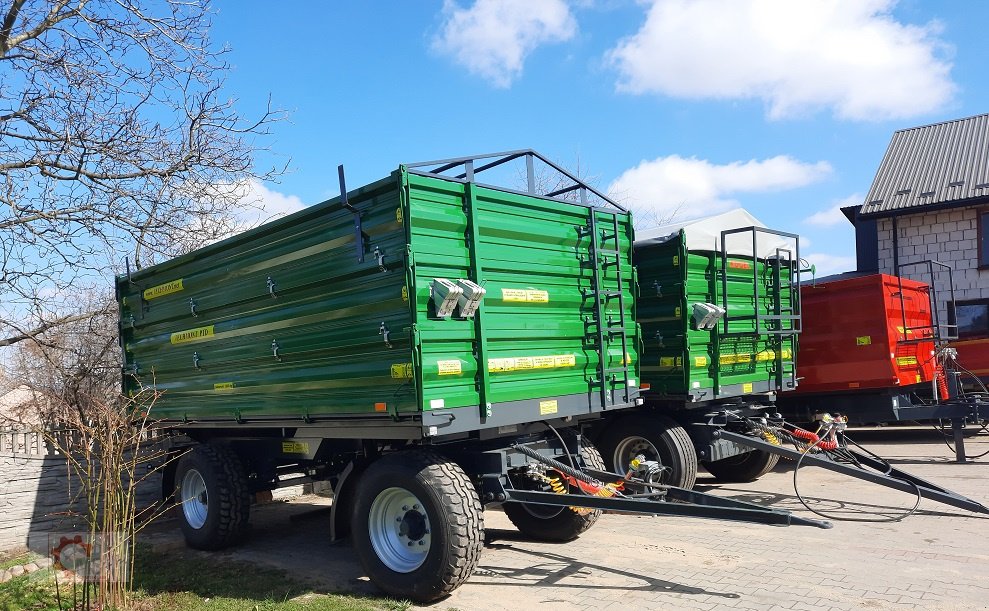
857,194,989,220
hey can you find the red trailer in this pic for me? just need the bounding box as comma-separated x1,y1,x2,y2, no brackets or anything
776,272,948,425
951,337,989,381
794,273,937,395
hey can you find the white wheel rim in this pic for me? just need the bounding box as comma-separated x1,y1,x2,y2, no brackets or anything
613,436,663,476
180,468,209,530
368,487,431,573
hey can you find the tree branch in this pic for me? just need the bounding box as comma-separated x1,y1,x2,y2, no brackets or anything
0,310,103,347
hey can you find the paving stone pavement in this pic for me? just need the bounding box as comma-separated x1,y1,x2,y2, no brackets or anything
142,428,989,610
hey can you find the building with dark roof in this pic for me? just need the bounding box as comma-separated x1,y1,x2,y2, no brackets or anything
849,113,989,353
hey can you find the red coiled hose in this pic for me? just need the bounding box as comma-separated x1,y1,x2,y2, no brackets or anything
790,427,838,450
935,367,950,401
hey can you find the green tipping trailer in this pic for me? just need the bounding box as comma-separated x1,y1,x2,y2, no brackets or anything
118,153,827,602
590,210,802,488
119,166,639,434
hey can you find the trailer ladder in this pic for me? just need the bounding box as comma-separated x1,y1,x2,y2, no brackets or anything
585,210,632,409
718,226,802,393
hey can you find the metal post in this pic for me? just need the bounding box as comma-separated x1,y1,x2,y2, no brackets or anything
525,154,535,194
951,418,966,463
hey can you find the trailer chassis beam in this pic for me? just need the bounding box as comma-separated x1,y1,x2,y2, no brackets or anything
715,430,989,515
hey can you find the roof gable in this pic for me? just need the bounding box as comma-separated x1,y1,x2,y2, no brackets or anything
860,113,989,217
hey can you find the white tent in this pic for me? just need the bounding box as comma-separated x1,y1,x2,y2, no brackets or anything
635,208,798,259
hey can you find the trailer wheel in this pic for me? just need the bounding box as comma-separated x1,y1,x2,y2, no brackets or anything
351,450,483,603
174,443,251,550
702,449,779,483
503,443,605,542
598,415,698,490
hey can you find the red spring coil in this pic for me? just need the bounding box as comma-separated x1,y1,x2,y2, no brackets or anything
817,440,838,450
790,428,820,443
936,367,950,401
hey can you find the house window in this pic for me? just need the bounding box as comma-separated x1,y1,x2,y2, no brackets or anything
980,209,989,268
954,299,989,339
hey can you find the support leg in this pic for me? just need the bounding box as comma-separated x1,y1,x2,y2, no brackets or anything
951,418,966,464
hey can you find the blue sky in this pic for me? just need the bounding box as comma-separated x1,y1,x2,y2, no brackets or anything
210,0,989,276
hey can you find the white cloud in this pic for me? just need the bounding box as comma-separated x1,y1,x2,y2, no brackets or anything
803,252,856,276
432,0,577,88
234,180,307,225
607,0,955,120
608,155,831,221
805,193,862,227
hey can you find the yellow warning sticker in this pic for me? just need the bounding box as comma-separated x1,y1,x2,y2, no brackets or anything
720,353,752,365
437,359,462,376
856,336,872,346
391,363,413,379
895,326,914,335
396,206,404,224
213,382,235,391
694,356,708,367
516,357,535,370
143,279,184,300
896,356,918,366
659,356,683,368
488,354,576,372
674,306,681,319
718,349,793,365
539,400,558,415
170,325,215,345
401,285,409,302
916,374,922,383
673,255,679,267
554,354,576,367
533,355,556,368
501,288,549,303
742,383,753,393
282,441,310,454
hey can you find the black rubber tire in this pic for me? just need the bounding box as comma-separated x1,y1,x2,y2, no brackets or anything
174,443,251,550
351,450,484,603
503,443,605,542
597,414,698,490
702,449,780,483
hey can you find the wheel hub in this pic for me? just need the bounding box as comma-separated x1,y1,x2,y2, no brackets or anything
180,468,209,530
614,436,665,479
369,487,432,572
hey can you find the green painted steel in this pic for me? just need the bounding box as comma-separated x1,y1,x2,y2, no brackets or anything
636,230,796,403
117,166,639,434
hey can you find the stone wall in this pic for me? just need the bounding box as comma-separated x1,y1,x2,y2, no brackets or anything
0,429,161,554
877,205,988,322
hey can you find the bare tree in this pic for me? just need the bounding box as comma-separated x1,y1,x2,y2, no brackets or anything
5,292,119,424
626,202,684,231
0,0,284,348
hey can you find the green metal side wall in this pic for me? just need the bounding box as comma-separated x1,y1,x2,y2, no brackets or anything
118,168,638,429
118,176,411,422
636,231,796,403
405,173,638,420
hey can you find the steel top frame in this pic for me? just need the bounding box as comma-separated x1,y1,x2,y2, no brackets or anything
403,149,628,213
